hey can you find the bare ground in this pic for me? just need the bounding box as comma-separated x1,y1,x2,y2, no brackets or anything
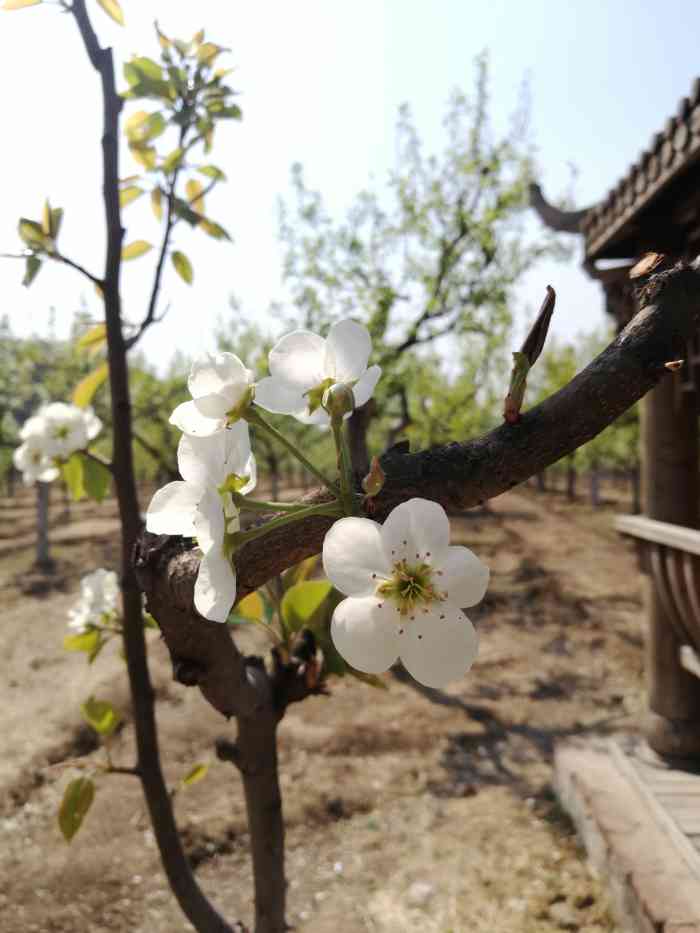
0,482,645,932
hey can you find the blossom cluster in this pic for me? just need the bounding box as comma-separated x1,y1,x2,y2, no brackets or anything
146,318,489,687
13,402,102,486
67,568,120,634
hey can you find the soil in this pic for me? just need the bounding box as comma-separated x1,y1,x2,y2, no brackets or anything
0,480,645,932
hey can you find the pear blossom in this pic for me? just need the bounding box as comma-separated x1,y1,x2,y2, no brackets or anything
146,421,256,622
322,498,489,687
254,319,382,425
34,402,102,459
12,433,59,486
170,352,255,437
67,568,120,633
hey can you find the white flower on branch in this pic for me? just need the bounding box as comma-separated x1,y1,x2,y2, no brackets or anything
68,568,120,633
13,402,102,485
146,422,256,623
170,352,255,437
254,319,381,425
12,433,60,486
322,498,489,687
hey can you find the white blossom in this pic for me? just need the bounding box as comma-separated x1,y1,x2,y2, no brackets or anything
170,352,255,437
146,422,256,622
12,434,59,486
322,498,489,687
35,402,102,459
67,568,120,633
254,319,381,425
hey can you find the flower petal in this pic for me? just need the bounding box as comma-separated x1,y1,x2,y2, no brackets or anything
188,352,249,399
399,606,479,687
193,487,225,553
194,547,237,622
324,319,372,382
352,364,382,409
177,421,254,488
331,596,400,673
322,516,391,597
170,400,222,437
268,331,326,390
440,546,490,608
253,377,308,417
380,498,451,565
146,481,200,537
193,393,231,420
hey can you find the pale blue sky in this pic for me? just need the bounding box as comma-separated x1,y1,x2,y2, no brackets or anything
1,0,698,368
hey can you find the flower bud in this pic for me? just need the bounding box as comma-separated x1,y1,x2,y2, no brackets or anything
362,456,386,497
322,382,356,420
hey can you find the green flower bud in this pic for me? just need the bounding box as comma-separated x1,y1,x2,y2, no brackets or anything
322,382,356,419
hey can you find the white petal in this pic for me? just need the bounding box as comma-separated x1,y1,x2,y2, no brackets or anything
188,352,249,399
193,487,225,553
253,377,308,417
324,319,372,382
178,421,254,488
194,548,237,622
440,546,490,608
193,393,232,420
381,498,451,565
351,364,382,408
268,330,326,389
37,463,60,483
146,482,200,536
169,400,222,437
399,606,479,688
330,596,400,673
322,517,391,597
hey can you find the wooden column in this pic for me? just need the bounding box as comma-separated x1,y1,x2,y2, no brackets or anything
642,374,700,756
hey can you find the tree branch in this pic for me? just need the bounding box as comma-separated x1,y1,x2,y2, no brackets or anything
136,262,700,713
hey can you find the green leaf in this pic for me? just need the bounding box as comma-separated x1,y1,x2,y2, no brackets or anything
119,185,143,207
143,611,159,630
72,361,108,408
236,591,264,621
18,217,48,250
186,178,204,213
76,323,106,355
63,628,102,661
282,556,319,592
58,777,95,843
197,42,223,65
80,454,111,503
198,164,226,182
129,144,157,170
151,187,163,221
50,207,63,240
125,110,165,144
162,147,184,174
130,57,163,82
207,102,241,120
171,250,193,285
41,199,51,235
281,580,333,636
172,197,202,226
122,240,153,260
80,697,122,737
96,0,124,25
181,762,209,788
199,217,231,240
61,454,86,502
22,255,41,287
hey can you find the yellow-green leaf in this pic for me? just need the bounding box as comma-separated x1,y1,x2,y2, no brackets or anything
72,361,108,408
96,0,124,25
81,697,122,737
191,28,204,46
122,240,153,261
171,250,193,285
61,454,86,502
76,322,106,355
150,187,163,221
41,198,52,235
186,178,204,213
162,147,184,174
3,0,41,8
236,591,264,621
129,144,156,170
181,762,209,787
18,218,48,249
80,454,111,503
59,777,95,843
198,164,226,181
280,581,333,636
22,255,41,287
199,217,230,241
197,42,223,65
119,185,143,207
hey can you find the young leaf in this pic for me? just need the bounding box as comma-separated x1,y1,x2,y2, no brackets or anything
72,361,108,408
130,144,157,170
63,628,102,658
236,591,264,621
171,250,193,285
122,240,153,260
282,556,319,592
18,218,47,250
96,0,124,26
50,206,63,240
80,454,111,503
119,185,143,207
197,42,223,65
22,255,41,287
198,165,226,181
76,322,107,355
280,580,333,636
41,199,52,236
185,178,204,213
162,147,184,174
130,57,163,82
181,762,209,788
3,0,42,8
61,454,86,502
150,187,163,221
58,777,95,843
199,217,231,241
80,697,122,737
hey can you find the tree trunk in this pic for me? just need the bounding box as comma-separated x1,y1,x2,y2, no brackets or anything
566,458,576,500
589,463,600,507
535,471,546,492
35,481,53,572
631,464,641,514
347,401,373,475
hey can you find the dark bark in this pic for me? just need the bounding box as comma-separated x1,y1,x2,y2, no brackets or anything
631,464,641,514
589,462,600,507
70,4,236,931
535,471,546,492
347,400,374,474
35,481,53,571
566,457,576,501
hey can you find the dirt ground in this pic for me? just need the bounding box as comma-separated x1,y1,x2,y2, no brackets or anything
0,481,646,932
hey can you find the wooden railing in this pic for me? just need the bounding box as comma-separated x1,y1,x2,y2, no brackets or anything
616,515,700,673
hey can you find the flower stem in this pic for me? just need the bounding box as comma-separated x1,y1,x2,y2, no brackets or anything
233,495,310,513
331,416,356,515
231,501,343,548
245,406,338,494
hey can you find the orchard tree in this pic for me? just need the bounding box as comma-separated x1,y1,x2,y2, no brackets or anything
3,3,700,933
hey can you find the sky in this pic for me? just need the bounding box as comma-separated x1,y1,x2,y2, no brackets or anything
1,0,699,372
